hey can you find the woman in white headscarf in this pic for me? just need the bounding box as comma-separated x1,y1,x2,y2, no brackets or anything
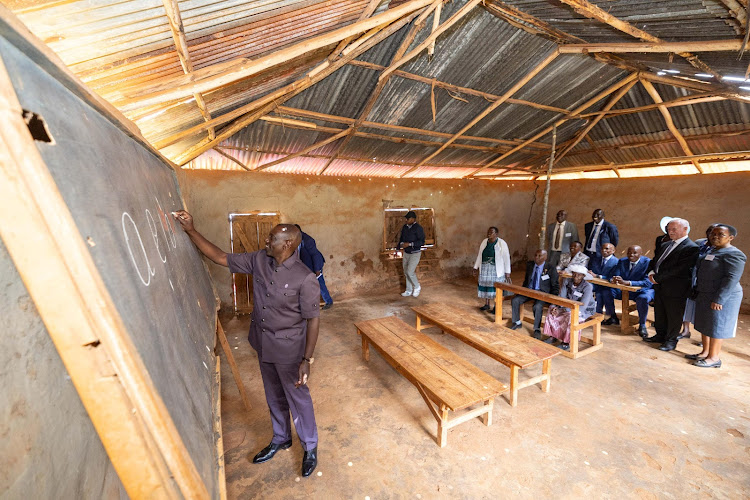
473,226,511,313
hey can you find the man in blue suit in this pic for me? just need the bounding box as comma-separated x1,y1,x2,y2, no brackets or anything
609,245,654,337
583,209,619,260
295,225,333,310
588,243,619,324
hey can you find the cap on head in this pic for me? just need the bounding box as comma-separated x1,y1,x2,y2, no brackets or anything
405,210,417,219
659,216,674,234
568,264,588,275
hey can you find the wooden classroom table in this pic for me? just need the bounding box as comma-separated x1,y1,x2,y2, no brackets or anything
558,272,642,334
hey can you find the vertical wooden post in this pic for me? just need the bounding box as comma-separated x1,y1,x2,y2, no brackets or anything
509,366,519,407
542,359,551,392
216,319,252,412
482,399,493,426
538,125,557,251
621,289,630,334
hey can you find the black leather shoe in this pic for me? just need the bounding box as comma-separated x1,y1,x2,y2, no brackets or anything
509,322,522,330
685,353,706,360
659,342,677,352
676,331,691,340
602,316,620,326
644,335,663,343
532,329,542,339
489,308,495,314
638,325,648,338
301,447,317,477
252,440,292,464
480,304,490,311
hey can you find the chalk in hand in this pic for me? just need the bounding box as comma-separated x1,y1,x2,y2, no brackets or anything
171,211,187,220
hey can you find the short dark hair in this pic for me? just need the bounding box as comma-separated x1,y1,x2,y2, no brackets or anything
715,224,738,237
488,226,498,234
571,240,583,247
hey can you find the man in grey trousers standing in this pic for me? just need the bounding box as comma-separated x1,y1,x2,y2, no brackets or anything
398,210,425,297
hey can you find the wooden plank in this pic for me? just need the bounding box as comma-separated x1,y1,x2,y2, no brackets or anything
217,320,252,412
214,357,227,500
558,272,641,292
559,40,750,53
412,303,560,368
355,317,505,411
256,128,350,171
495,282,582,308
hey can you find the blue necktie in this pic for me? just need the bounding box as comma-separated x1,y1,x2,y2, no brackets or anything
531,267,540,290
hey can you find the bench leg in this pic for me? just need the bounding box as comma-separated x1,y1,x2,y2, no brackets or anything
415,314,422,331
360,332,369,362
620,290,630,334
592,320,602,346
509,365,519,407
482,399,493,426
495,294,504,323
542,359,551,393
437,405,449,448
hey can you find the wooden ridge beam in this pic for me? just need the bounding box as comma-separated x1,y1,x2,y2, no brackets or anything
257,128,351,171
112,0,436,111
348,59,570,115
318,1,439,174
379,0,483,82
161,0,215,140
557,0,722,79
555,77,637,164
640,79,703,173
641,72,750,102
401,49,559,177
560,40,750,54
274,105,550,149
467,72,640,177
170,8,425,165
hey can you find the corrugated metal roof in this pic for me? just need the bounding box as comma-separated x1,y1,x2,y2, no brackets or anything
6,0,750,178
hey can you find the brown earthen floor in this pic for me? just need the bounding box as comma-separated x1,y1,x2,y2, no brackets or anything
218,274,750,499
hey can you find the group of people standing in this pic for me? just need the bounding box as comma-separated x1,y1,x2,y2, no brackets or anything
476,209,746,365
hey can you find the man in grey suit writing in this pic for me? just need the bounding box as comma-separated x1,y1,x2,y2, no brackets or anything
547,210,579,269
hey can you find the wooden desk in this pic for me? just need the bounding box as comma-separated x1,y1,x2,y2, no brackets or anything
412,303,560,407
355,316,507,447
494,282,604,359
559,272,641,334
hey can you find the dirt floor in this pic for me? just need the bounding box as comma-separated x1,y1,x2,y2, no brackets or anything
218,273,750,499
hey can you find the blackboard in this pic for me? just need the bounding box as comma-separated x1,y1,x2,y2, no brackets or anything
0,12,220,499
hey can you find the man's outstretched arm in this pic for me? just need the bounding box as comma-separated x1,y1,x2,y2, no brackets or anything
173,210,228,267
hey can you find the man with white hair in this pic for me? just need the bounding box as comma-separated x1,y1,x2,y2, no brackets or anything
644,218,699,351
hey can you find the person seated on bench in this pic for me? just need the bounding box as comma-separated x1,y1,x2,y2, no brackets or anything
543,264,597,351
510,249,559,339
557,241,589,272
588,242,619,325
609,245,654,338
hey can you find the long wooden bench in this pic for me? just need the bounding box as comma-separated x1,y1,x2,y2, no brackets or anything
355,316,507,448
412,303,560,407
559,272,642,334
494,282,604,359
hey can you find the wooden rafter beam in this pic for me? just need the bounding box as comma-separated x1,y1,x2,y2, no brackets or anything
640,79,703,173
379,0,483,82
170,8,425,165
256,128,351,171
401,49,560,177
161,0,215,140
111,0,436,111
555,77,637,164
348,59,570,115
717,0,747,30
213,147,250,171
576,93,725,119
559,40,750,54
557,0,723,79
467,72,640,177
318,1,440,175
274,105,550,149
327,0,384,61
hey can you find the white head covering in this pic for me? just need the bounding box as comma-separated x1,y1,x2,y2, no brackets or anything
568,264,588,275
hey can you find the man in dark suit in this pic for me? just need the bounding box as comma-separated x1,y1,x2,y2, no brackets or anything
645,218,699,351
583,209,619,260
546,209,579,269
295,225,333,310
509,249,559,339
588,242,619,324
609,245,654,337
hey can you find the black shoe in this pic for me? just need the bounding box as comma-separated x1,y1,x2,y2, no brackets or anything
659,342,677,352
532,329,542,339
638,325,648,338
489,308,496,314
676,331,691,340
685,353,706,361
480,304,490,311
544,337,556,344
602,316,620,326
301,447,317,477
321,302,333,310
559,343,570,351
509,322,522,330
644,335,663,343
252,440,293,464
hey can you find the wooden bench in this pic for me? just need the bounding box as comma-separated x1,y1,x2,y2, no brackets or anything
412,303,560,407
559,272,642,334
494,282,604,359
355,316,507,448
